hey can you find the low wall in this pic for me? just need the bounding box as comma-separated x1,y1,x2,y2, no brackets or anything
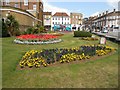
1,7,42,31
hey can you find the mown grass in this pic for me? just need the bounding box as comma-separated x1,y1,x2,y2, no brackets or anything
2,33,118,88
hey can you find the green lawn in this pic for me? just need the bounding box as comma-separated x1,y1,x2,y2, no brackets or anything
2,33,118,88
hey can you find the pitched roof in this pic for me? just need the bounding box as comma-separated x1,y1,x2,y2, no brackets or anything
53,12,69,17
43,12,52,15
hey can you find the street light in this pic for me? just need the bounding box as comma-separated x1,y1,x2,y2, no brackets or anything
62,13,63,31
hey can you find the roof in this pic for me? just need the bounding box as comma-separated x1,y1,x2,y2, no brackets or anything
53,12,69,17
70,12,83,15
43,12,52,15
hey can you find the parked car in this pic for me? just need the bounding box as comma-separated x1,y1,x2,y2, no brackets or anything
101,28,108,33
113,27,119,32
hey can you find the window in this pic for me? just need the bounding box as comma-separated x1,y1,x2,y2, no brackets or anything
53,18,54,20
15,3,18,8
40,4,43,10
56,18,57,20
32,22,34,26
68,18,69,20
55,22,57,24
53,22,54,24
33,4,36,10
68,22,69,24
5,0,10,5
24,0,28,6
58,18,60,20
65,18,66,20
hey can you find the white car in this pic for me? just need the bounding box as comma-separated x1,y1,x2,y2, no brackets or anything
113,27,119,32
101,28,108,33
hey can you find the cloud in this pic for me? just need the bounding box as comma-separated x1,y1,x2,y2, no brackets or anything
90,12,99,17
43,1,71,15
106,0,119,9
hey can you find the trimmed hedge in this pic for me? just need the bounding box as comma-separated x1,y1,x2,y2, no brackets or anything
74,31,92,37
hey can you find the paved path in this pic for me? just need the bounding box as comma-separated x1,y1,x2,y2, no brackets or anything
93,31,120,41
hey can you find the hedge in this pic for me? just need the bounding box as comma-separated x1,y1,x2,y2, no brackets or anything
74,31,92,37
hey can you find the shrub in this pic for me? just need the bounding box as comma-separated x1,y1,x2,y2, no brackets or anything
24,25,45,34
74,31,92,37
1,18,9,37
5,15,19,36
13,29,21,36
26,27,34,34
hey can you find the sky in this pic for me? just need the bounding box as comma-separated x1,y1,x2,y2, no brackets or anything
43,0,119,18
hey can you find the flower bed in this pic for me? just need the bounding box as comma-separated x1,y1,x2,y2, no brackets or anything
19,45,116,68
81,37,98,41
14,34,62,44
49,33,64,36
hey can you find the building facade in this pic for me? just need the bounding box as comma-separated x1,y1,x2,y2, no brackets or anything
52,12,71,31
70,13,83,24
93,9,120,31
52,12,70,25
70,13,83,30
1,0,44,26
43,12,52,31
83,9,120,32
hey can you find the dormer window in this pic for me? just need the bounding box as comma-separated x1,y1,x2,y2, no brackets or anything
24,0,28,6
33,4,36,10
5,0,10,5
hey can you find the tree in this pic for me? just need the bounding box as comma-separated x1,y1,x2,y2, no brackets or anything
1,18,8,37
5,15,19,36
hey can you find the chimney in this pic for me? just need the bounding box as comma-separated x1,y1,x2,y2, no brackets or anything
103,12,104,15
113,9,116,12
106,11,108,14
99,14,101,17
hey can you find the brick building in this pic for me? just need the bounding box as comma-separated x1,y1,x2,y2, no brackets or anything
1,0,44,31
70,13,83,25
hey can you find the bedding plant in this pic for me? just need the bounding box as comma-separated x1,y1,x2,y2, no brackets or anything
19,45,116,69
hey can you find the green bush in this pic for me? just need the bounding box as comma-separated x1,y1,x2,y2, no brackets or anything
1,18,9,37
13,29,21,36
74,31,92,37
26,27,34,34
24,25,45,34
5,15,19,36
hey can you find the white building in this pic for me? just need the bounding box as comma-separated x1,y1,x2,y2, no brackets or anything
52,12,70,29
92,9,120,31
43,12,52,31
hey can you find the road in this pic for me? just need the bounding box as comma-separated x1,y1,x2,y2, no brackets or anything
93,31,120,41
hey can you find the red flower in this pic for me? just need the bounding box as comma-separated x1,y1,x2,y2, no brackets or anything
16,34,58,41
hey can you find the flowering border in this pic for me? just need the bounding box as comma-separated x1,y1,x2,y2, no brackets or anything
18,45,116,69
14,39,62,45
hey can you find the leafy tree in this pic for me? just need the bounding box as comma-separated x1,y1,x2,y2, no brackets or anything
1,18,8,37
5,15,19,36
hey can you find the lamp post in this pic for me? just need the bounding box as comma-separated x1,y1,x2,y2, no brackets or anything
62,13,63,31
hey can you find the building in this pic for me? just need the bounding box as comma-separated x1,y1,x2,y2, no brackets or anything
70,12,83,30
52,12,71,31
93,9,120,31
83,9,120,32
43,12,52,31
1,0,44,31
